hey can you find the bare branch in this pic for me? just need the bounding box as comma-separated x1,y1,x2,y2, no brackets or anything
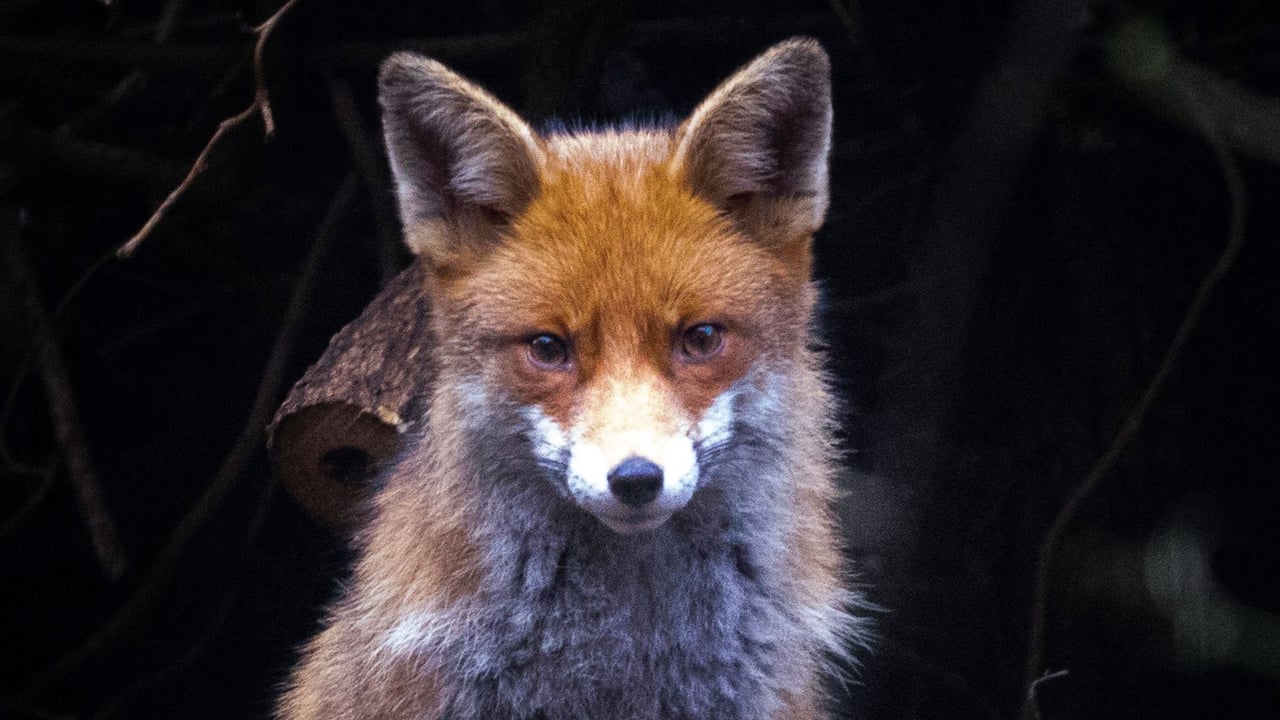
117,0,303,257
250,0,301,136
1106,15,1280,166
0,211,127,580
1020,17,1250,718
31,172,359,689
1025,669,1069,720
115,103,258,257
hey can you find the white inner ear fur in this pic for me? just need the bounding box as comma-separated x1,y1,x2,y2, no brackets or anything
672,37,832,239
378,52,544,258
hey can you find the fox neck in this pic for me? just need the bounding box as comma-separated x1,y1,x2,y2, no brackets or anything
404,360,833,718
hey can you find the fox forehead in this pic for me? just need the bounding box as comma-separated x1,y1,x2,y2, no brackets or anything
447,129,807,345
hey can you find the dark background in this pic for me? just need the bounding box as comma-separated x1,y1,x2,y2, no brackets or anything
2,1,1278,719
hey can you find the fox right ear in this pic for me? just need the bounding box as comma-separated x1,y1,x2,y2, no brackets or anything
673,38,832,252
378,54,543,265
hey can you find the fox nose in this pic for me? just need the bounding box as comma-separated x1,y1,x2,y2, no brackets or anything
607,456,663,507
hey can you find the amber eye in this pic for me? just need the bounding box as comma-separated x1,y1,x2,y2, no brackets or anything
679,323,724,361
527,333,571,369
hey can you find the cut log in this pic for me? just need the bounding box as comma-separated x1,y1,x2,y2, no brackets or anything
269,261,434,530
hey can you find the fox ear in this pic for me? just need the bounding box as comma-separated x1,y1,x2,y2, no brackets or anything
379,53,542,264
673,38,832,248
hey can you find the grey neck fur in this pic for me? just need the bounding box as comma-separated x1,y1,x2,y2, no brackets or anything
417,374,827,720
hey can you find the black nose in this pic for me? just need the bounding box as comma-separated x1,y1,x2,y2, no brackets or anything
607,456,663,507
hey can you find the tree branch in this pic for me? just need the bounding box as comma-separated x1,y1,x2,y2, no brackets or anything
1105,15,1280,166
1020,16,1251,718
117,0,303,257
31,171,358,690
0,209,127,580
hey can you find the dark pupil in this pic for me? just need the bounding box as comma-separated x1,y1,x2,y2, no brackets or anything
530,335,566,364
685,325,719,355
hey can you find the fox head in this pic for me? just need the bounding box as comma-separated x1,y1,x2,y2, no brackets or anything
378,39,832,534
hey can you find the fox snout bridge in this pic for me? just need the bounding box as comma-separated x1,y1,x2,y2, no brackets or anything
607,456,663,507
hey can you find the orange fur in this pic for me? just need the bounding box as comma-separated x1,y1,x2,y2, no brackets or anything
434,131,812,431
279,38,852,720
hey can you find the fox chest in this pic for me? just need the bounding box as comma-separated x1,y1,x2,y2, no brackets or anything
432,533,789,720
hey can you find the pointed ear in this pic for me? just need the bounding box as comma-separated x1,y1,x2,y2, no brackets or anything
378,53,543,265
673,38,832,248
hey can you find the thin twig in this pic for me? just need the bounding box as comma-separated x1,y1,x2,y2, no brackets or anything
1104,19,1280,166
114,103,258,257
1025,669,1069,720
31,171,358,690
0,249,113,484
1019,20,1249,718
250,0,301,136
1,213,127,581
117,0,303,257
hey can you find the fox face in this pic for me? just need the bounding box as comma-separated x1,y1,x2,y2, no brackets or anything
379,39,831,534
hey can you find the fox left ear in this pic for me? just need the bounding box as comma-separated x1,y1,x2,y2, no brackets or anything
378,53,543,268
673,38,832,251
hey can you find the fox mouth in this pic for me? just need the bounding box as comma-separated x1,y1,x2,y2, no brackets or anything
595,508,672,534
530,460,684,534
567,456,698,535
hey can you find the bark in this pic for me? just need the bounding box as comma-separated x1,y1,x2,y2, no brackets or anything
269,261,435,530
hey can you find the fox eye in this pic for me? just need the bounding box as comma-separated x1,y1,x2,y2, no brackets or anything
679,323,724,361
527,333,571,369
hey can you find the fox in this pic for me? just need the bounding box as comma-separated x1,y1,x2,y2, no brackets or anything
277,37,863,720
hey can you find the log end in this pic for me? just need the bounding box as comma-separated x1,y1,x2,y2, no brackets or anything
269,401,404,530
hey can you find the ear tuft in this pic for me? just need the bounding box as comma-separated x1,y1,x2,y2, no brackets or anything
673,38,832,243
378,53,543,261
